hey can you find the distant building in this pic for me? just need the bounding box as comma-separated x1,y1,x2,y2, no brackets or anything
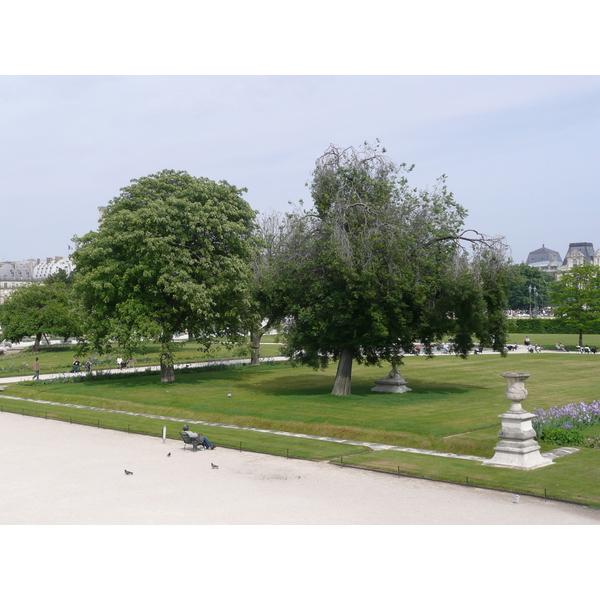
525,245,563,273
0,256,74,305
526,242,600,279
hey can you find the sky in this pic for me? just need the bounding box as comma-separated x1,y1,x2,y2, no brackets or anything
1,5,599,269
2,75,599,265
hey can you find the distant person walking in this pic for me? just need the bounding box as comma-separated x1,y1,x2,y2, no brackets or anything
32,358,40,381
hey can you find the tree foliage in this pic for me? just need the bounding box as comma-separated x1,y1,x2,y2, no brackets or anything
72,170,256,382
551,264,600,346
506,263,554,311
243,211,291,365
270,142,509,395
0,274,81,351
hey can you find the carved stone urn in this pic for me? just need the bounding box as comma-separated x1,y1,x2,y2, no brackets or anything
483,373,553,470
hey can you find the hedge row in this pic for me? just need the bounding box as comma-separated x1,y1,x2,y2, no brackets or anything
506,319,600,334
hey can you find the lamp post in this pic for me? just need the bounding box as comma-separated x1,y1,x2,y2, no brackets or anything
528,285,532,317
533,286,538,317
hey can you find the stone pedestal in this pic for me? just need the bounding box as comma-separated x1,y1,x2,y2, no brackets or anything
483,373,553,470
371,367,411,393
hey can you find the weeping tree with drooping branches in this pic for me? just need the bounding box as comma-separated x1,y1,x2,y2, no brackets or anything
272,142,509,396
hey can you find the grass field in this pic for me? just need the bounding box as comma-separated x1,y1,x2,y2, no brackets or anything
0,338,284,378
506,333,600,351
2,348,600,507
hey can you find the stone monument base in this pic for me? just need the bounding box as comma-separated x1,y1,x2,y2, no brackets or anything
483,439,554,470
371,368,411,393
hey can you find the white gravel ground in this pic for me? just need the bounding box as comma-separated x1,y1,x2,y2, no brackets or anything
1,411,598,525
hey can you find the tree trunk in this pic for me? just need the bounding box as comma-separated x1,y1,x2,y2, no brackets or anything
33,332,42,352
160,341,175,383
579,329,583,347
250,319,274,366
250,329,262,366
331,347,353,396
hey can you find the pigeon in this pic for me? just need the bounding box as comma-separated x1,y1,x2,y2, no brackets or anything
514,494,520,503
211,462,219,469
167,452,171,457
124,469,133,475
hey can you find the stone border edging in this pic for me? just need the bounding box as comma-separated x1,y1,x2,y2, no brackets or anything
2,393,487,461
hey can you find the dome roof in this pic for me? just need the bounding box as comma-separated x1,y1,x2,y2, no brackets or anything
563,242,595,265
526,245,562,266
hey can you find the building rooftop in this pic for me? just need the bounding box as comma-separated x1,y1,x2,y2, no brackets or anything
563,242,595,265
526,245,562,267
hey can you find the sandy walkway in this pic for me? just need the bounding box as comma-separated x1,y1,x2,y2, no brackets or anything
1,411,598,525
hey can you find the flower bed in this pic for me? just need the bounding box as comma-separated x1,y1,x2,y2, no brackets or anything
533,400,600,447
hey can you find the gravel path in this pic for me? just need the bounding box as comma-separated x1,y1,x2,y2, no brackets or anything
1,411,598,525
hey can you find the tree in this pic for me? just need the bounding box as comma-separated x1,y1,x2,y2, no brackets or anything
550,264,600,346
0,275,81,351
271,143,509,395
244,211,291,365
72,169,256,382
506,263,554,312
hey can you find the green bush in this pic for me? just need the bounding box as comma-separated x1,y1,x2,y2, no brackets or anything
540,427,585,446
506,319,600,335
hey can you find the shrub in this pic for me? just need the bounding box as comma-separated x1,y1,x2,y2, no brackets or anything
539,427,585,446
507,318,600,335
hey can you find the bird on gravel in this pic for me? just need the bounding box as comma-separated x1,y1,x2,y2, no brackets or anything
211,463,219,469
124,469,133,475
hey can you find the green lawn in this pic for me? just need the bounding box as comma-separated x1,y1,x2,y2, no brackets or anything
341,448,600,507
506,332,600,351
0,339,284,378
2,349,600,508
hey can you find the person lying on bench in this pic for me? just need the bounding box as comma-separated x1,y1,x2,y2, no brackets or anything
182,424,216,449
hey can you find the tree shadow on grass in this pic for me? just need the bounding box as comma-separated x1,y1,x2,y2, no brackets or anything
236,373,487,400
66,365,491,406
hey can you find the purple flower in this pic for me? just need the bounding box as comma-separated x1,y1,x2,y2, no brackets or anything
533,399,600,435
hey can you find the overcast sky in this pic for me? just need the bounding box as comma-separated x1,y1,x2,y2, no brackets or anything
2,3,599,267
2,74,599,265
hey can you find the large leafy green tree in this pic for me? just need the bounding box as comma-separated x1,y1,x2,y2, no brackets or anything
506,263,554,312
272,143,509,395
551,264,600,346
72,170,256,382
0,274,81,351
